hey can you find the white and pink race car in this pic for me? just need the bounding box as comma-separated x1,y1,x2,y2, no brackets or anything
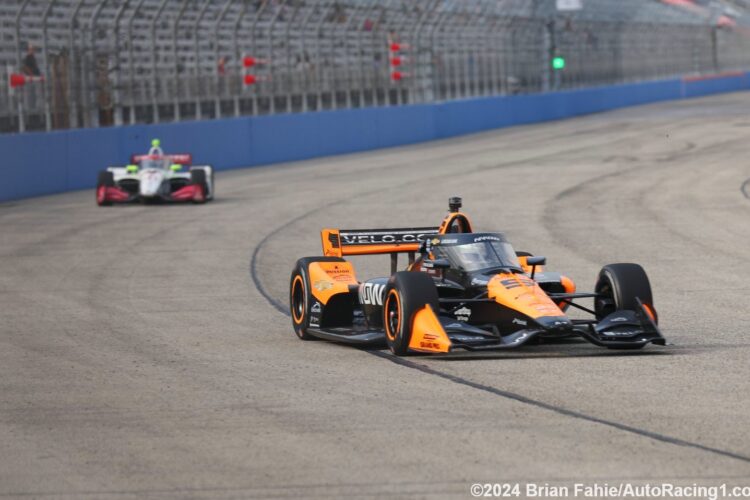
96,139,214,205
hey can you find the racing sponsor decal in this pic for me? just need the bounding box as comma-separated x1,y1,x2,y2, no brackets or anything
311,302,322,313
454,307,471,322
358,283,385,306
324,266,353,282
420,333,443,350
512,318,528,326
500,276,535,290
474,235,501,243
314,280,333,291
611,317,628,322
601,330,639,337
339,228,437,246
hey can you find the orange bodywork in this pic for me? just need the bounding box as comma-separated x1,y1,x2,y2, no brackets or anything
408,305,451,353
307,260,358,305
438,212,474,234
488,273,563,319
557,275,577,310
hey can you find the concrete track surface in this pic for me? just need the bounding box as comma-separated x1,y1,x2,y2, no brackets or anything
1,92,750,499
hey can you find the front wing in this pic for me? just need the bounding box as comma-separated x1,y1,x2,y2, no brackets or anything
305,301,665,354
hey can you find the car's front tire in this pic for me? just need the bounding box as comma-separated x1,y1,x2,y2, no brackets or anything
383,272,440,356
96,171,114,206
190,169,208,204
595,263,657,323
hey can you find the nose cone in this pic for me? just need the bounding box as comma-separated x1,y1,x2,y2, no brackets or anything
140,169,164,197
535,316,573,332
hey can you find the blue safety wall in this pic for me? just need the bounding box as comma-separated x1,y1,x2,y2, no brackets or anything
1,72,749,202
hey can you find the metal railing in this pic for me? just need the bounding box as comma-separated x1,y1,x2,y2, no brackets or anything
2,0,750,134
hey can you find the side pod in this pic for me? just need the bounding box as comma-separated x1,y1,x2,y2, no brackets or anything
408,305,452,353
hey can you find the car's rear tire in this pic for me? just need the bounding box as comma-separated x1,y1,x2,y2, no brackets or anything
383,272,440,356
595,263,657,323
289,257,347,340
190,169,208,204
96,171,114,206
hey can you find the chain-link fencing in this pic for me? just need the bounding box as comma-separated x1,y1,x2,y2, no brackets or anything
2,0,750,133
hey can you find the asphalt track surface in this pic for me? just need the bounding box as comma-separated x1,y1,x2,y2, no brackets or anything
2,92,750,499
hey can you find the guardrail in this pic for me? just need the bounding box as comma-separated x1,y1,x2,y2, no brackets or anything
2,71,748,203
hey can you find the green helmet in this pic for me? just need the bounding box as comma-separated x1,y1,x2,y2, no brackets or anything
151,138,161,148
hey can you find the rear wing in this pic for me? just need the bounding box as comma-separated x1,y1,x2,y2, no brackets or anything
131,154,192,165
321,227,439,258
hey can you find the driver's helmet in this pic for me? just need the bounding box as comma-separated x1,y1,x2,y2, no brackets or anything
462,250,483,266
147,138,164,157
467,244,495,266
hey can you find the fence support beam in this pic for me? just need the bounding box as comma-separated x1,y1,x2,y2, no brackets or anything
42,0,57,131
86,0,109,128
150,0,170,123
213,0,235,119
232,0,251,117
112,0,131,127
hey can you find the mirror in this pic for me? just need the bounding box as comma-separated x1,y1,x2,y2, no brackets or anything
423,258,450,270
526,256,546,266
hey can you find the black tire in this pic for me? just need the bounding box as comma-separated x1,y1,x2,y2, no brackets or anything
96,171,114,206
289,257,346,340
383,271,440,356
207,168,215,201
190,169,208,204
595,263,656,323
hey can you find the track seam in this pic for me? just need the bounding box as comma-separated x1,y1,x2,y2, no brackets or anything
249,203,750,466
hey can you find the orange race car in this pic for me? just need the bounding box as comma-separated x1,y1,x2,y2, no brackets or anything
289,198,664,355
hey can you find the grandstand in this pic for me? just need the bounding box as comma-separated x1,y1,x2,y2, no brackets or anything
2,0,750,133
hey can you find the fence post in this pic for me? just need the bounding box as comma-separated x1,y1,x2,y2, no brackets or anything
379,0,395,107
315,1,334,111
42,0,57,131
267,0,287,115
193,0,212,120
150,0,170,123
297,4,317,112
213,0,235,119
427,7,449,103
14,1,32,132
112,0,131,127
232,0,251,117
67,0,85,129
341,4,365,109
14,1,32,75
86,0,109,129
411,0,439,105
172,0,190,122
249,0,270,115
127,0,147,125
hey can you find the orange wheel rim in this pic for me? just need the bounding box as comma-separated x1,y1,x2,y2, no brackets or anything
291,275,305,324
384,290,401,342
